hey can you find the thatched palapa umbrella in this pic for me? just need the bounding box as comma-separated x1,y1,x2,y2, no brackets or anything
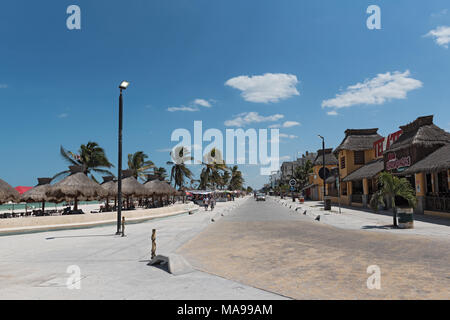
21,178,55,213
0,179,20,204
46,166,106,211
101,176,116,210
144,179,176,206
120,170,148,208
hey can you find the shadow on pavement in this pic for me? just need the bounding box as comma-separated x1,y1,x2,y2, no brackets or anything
45,234,115,240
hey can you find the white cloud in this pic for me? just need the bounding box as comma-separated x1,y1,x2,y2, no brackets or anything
322,70,423,109
167,106,199,112
58,113,69,118
156,148,172,152
0,84,7,89
225,73,300,103
224,112,284,127
269,121,301,128
327,110,338,116
425,26,450,48
193,99,212,108
279,133,298,139
282,121,300,128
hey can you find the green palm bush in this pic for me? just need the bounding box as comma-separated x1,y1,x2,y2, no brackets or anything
370,172,417,227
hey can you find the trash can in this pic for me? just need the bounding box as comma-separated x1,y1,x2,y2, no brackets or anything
324,197,331,211
397,207,414,229
299,196,305,204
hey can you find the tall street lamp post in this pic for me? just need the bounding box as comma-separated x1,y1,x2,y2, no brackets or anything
116,80,130,235
318,135,326,201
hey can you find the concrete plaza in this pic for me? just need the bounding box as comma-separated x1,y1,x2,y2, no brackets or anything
0,197,285,300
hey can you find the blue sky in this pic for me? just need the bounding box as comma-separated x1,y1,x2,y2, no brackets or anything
0,0,449,189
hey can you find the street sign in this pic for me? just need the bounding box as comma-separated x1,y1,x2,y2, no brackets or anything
290,186,296,191
289,179,297,187
318,167,330,180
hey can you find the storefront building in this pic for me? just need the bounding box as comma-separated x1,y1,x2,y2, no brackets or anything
385,115,450,216
309,148,338,201
325,115,450,217
331,129,382,206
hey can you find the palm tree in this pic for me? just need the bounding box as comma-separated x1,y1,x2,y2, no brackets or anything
54,142,113,182
167,146,193,190
229,165,244,190
221,171,231,190
200,148,228,189
294,160,314,191
370,172,417,228
198,168,210,190
127,151,154,182
153,167,168,181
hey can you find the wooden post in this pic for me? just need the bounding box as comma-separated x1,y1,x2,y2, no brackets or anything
121,216,125,237
151,229,156,259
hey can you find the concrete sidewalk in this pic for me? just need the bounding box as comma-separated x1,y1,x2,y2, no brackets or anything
0,196,286,300
273,197,450,239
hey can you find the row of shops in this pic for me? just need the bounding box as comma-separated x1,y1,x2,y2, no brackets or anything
304,115,450,218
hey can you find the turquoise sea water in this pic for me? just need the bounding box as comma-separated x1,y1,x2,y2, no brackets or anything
0,201,100,212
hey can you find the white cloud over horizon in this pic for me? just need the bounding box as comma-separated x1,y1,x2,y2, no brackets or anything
224,111,284,127
269,121,301,128
321,70,423,109
225,73,300,103
167,106,199,112
327,110,338,116
425,26,450,48
193,98,212,107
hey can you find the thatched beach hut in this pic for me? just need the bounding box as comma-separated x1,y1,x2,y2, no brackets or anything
119,170,148,209
21,178,55,212
144,179,176,206
0,179,20,204
46,166,106,211
100,176,116,210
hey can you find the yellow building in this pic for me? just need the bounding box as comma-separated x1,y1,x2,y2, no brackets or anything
332,129,382,207
309,148,338,201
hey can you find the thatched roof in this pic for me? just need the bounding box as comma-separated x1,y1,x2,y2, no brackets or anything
313,148,338,166
343,158,384,182
101,176,117,198
46,167,106,201
0,179,20,204
21,178,55,203
385,115,450,153
334,128,382,153
100,174,148,198
403,144,450,174
121,176,148,197
144,180,176,195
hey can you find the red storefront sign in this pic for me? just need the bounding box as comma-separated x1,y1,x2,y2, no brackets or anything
386,154,411,171
373,130,403,158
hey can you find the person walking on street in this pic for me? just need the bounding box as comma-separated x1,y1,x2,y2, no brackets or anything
203,197,209,211
210,197,215,211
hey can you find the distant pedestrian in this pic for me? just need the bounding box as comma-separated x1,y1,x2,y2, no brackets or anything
203,197,209,211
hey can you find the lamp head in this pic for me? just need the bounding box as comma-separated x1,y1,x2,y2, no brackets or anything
119,81,130,90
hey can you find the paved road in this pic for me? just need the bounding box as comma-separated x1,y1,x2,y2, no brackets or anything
0,199,285,300
179,197,450,299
